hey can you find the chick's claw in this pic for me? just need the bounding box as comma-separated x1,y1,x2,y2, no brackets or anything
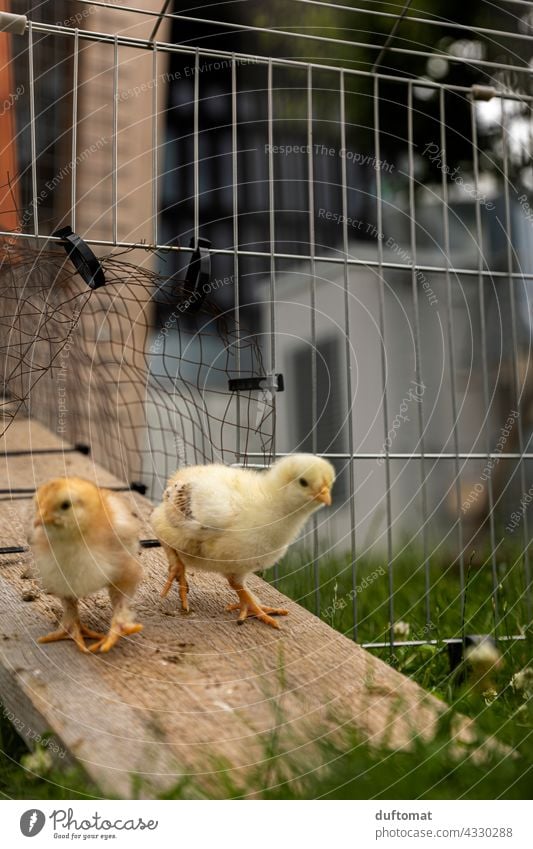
38,623,106,654
89,622,143,654
226,601,289,617
226,596,289,629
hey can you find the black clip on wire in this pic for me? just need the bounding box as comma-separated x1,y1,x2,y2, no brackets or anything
182,237,211,314
228,373,285,392
52,226,106,289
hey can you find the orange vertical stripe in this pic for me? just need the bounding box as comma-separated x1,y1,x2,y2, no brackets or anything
0,22,20,232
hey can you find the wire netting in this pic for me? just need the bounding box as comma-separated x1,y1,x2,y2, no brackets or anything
0,237,275,497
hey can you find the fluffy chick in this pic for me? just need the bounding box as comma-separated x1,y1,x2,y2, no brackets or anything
28,477,143,653
151,454,335,628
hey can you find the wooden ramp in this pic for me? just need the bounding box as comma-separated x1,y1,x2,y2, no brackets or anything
0,417,450,798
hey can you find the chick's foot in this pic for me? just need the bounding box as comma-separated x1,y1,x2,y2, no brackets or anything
38,623,106,654
226,580,288,629
160,547,189,612
89,622,143,654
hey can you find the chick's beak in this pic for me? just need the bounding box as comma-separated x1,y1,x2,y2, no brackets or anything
315,485,332,507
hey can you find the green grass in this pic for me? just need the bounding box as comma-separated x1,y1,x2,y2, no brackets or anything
1,544,532,800
0,714,98,800
269,542,530,651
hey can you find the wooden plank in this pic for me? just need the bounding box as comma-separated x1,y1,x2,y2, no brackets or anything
0,577,183,798
0,417,129,493
0,417,482,797
0,451,128,494
0,417,69,453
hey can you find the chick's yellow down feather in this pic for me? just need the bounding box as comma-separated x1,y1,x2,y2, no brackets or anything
151,454,335,628
28,477,143,653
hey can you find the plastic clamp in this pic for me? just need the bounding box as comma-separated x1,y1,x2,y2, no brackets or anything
140,539,162,548
228,373,284,393
129,481,148,495
447,634,498,681
182,237,211,314
52,226,106,289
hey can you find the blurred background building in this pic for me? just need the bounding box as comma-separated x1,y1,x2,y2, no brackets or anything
1,1,532,555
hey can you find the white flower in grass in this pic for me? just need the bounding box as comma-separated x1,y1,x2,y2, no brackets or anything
511,667,533,700
392,620,410,638
21,747,53,778
464,639,503,692
483,687,498,705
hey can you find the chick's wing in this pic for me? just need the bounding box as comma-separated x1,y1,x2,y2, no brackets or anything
165,465,244,533
101,490,141,554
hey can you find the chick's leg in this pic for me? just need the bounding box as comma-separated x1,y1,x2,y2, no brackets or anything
38,597,105,653
90,560,143,654
227,575,288,629
160,543,189,611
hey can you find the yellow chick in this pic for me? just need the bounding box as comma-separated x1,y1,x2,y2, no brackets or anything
151,454,335,628
28,477,143,653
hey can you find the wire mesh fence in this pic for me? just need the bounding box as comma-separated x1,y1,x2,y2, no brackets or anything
0,239,275,487
0,2,531,650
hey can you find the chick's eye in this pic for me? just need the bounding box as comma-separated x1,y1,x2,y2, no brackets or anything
60,501,71,511
299,478,309,487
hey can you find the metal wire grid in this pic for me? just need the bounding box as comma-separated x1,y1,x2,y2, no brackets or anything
0,4,531,649
31,0,533,76
0,242,275,490
2,14,533,263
